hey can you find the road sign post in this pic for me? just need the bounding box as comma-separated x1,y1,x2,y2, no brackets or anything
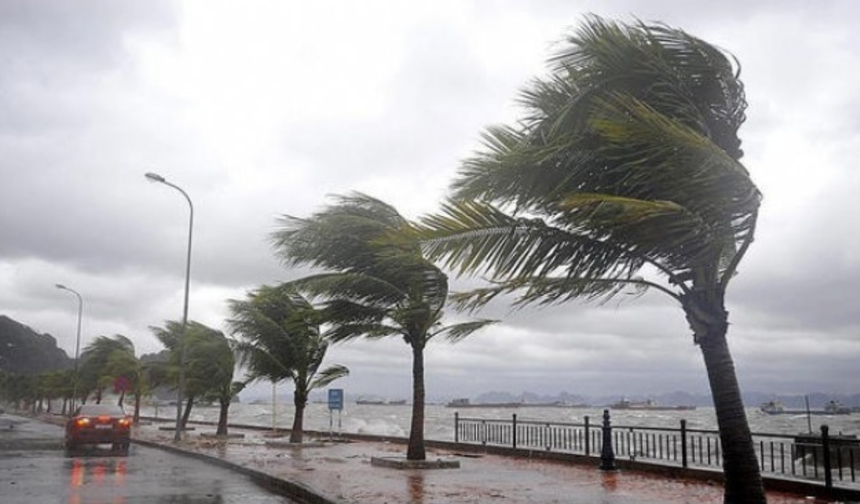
328,389,344,439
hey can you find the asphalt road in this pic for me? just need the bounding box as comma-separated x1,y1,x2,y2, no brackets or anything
0,412,296,504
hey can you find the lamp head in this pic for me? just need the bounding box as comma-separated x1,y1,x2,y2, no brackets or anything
145,172,166,183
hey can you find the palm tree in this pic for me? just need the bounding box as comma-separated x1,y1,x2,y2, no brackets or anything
39,370,71,414
186,327,241,436
414,17,763,503
151,321,236,430
79,335,137,406
228,284,348,443
103,343,157,425
272,193,496,460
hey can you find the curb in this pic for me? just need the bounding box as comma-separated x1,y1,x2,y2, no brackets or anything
132,437,347,504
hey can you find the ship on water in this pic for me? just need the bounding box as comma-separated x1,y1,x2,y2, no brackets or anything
355,397,407,406
760,399,851,415
608,398,696,411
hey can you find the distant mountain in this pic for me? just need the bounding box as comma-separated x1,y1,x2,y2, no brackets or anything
473,390,591,405
0,315,72,375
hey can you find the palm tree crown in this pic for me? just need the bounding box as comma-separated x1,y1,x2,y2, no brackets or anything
425,17,759,310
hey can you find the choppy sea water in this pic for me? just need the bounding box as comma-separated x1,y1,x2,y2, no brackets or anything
138,402,860,441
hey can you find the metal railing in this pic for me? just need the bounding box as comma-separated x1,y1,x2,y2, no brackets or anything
453,411,858,489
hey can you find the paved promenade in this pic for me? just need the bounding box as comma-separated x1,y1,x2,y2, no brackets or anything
132,422,847,504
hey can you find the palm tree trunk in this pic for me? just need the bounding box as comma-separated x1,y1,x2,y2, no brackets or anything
290,389,307,443
407,343,426,461
217,398,229,436
181,395,194,429
133,392,142,425
686,293,766,504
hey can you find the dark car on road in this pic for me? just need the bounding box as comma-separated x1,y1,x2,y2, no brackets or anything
65,404,131,453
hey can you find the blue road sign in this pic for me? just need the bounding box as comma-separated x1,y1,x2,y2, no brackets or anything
328,388,344,411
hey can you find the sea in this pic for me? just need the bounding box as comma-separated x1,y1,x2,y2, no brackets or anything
137,402,860,441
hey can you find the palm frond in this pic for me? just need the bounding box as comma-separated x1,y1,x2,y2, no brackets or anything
450,275,659,313
309,364,350,390
416,199,644,281
431,319,498,343
324,322,403,343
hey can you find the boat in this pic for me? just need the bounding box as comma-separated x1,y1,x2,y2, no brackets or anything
760,400,786,414
824,400,852,414
355,397,407,406
760,400,851,415
609,398,696,411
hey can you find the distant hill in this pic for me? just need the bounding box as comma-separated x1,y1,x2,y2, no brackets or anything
0,315,72,375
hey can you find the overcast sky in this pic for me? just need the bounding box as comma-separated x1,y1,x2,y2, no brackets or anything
2,0,858,402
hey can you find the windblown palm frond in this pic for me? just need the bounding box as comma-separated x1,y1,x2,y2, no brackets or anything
417,199,646,287
309,365,350,390
431,319,498,343
230,340,291,381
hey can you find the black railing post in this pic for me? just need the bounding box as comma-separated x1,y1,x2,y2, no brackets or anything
680,419,688,469
512,414,518,450
600,409,616,470
821,425,833,489
454,412,459,444
584,415,591,456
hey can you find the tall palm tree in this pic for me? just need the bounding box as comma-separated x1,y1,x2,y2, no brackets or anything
272,193,496,460
228,284,348,443
415,17,763,503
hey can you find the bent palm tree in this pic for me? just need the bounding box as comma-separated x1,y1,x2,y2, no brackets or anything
79,335,137,406
228,284,348,443
416,17,764,503
151,321,234,430
272,193,496,460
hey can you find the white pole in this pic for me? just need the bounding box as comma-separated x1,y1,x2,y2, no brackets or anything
272,381,277,432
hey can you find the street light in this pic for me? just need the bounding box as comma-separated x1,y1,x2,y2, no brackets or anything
145,171,194,442
55,284,83,413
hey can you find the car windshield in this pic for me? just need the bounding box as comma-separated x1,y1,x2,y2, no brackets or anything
77,404,126,417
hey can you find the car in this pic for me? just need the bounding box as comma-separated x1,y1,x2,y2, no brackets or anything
65,403,131,453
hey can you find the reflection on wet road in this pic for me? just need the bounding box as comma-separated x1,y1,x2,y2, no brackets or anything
0,414,294,504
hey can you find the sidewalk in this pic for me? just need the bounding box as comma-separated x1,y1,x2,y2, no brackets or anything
132,422,845,504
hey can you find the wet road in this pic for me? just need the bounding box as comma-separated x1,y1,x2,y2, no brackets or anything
0,413,295,504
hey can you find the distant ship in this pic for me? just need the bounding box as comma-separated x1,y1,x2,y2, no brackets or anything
355,397,407,406
608,398,696,411
445,398,589,408
760,400,851,416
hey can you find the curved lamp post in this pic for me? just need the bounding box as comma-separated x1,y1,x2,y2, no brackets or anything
55,284,83,413
145,172,193,442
